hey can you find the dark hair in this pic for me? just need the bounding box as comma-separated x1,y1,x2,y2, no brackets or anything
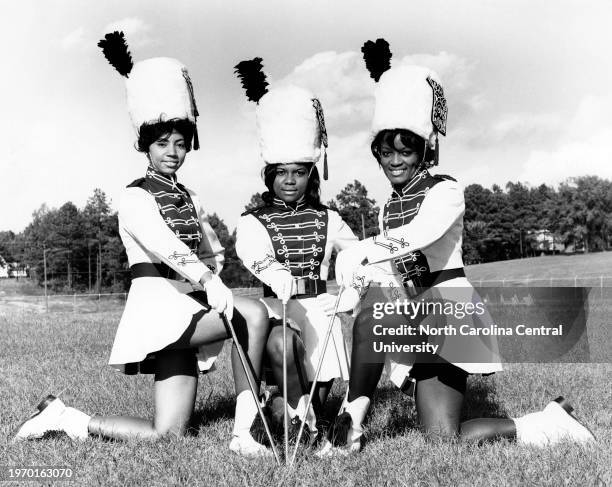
261,163,325,209
370,129,434,165
136,118,195,153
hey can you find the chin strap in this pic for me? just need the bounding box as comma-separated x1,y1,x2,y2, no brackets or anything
433,132,439,166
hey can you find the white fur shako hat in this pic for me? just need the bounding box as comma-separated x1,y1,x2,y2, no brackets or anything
98,32,200,149
234,58,329,178
362,39,447,164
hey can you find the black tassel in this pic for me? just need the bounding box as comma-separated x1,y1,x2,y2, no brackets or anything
98,31,133,77
361,38,392,82
234,57,269,103
193,127,200,151
312,98,329,180
327,412,352,446
323,152,328,180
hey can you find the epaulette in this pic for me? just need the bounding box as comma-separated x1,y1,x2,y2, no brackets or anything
126,177,146,188
432,174,457,182
241,204,269,217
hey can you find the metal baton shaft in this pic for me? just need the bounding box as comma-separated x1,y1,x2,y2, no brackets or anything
289,285,345,467
282,301,289,463
221,313,282,466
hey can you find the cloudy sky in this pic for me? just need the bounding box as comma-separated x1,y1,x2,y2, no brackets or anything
2,0,611,232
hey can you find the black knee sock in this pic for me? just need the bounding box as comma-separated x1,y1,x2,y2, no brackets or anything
347,310,384,401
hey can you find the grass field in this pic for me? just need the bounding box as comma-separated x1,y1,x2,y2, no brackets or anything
1,253,611,486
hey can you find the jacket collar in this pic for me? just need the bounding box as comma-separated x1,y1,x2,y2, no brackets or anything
272,196,307,211
145,166,180,190
391,169,429,198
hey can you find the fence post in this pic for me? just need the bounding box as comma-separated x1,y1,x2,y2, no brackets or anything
574,276,577,287
73,293,76,313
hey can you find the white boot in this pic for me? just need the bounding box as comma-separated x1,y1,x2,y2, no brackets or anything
14,395,90,441
514,397,595,447
229,391,271,458
288,394,318,445
289,395,318,433
317,395,370,457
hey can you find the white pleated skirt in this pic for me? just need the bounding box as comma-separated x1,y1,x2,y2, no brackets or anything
108,277,224,374
261,296,350,382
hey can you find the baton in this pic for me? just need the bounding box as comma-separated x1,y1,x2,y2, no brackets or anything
282,300,289,463
289,285,345,467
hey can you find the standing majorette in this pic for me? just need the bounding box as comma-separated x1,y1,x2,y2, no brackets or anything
319,39,595,455
233,58,363,445
14,32,274,459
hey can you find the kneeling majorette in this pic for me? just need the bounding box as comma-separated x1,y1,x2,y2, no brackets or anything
14,33,275,459
319,39,595,454
233,59,363,446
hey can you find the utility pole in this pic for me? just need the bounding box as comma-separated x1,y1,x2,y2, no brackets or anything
67,250,72,289
98,240,102,294
98,223,102,294
88,245,92,292
361,213,366,240
43,244,48,312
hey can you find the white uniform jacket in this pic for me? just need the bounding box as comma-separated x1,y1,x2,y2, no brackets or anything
236,200,358,380
108,185,225,373
356,170,502,384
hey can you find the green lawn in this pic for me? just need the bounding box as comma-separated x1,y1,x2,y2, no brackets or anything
1,255,610,486
465,251,612,286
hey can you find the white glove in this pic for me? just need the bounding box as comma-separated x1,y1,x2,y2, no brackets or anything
351,264,378,289
334,242,368,288
268,270,296,303
316,288,361,315
201,273,234,320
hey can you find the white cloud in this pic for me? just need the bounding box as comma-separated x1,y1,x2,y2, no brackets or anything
276,49,477,137
519,94,612,184
277,51,373,136
399,51,476,92
61,27,86,50
103,17,155,49
463,112,563,147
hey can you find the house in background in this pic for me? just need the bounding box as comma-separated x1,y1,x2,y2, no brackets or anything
531,229,565,255
0,255,28,278
0,255,8,278
9,263,28,277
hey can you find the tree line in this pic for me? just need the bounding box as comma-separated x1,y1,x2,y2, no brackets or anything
0,175,610,292
463,176,612,263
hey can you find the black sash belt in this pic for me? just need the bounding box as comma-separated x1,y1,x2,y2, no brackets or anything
130,262,182,281
405,267,465,295
422,267,465,287
263,278,327,299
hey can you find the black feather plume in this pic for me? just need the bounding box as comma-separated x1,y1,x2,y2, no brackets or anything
98,31,133,77
234,57,268,103
361,38,392,82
